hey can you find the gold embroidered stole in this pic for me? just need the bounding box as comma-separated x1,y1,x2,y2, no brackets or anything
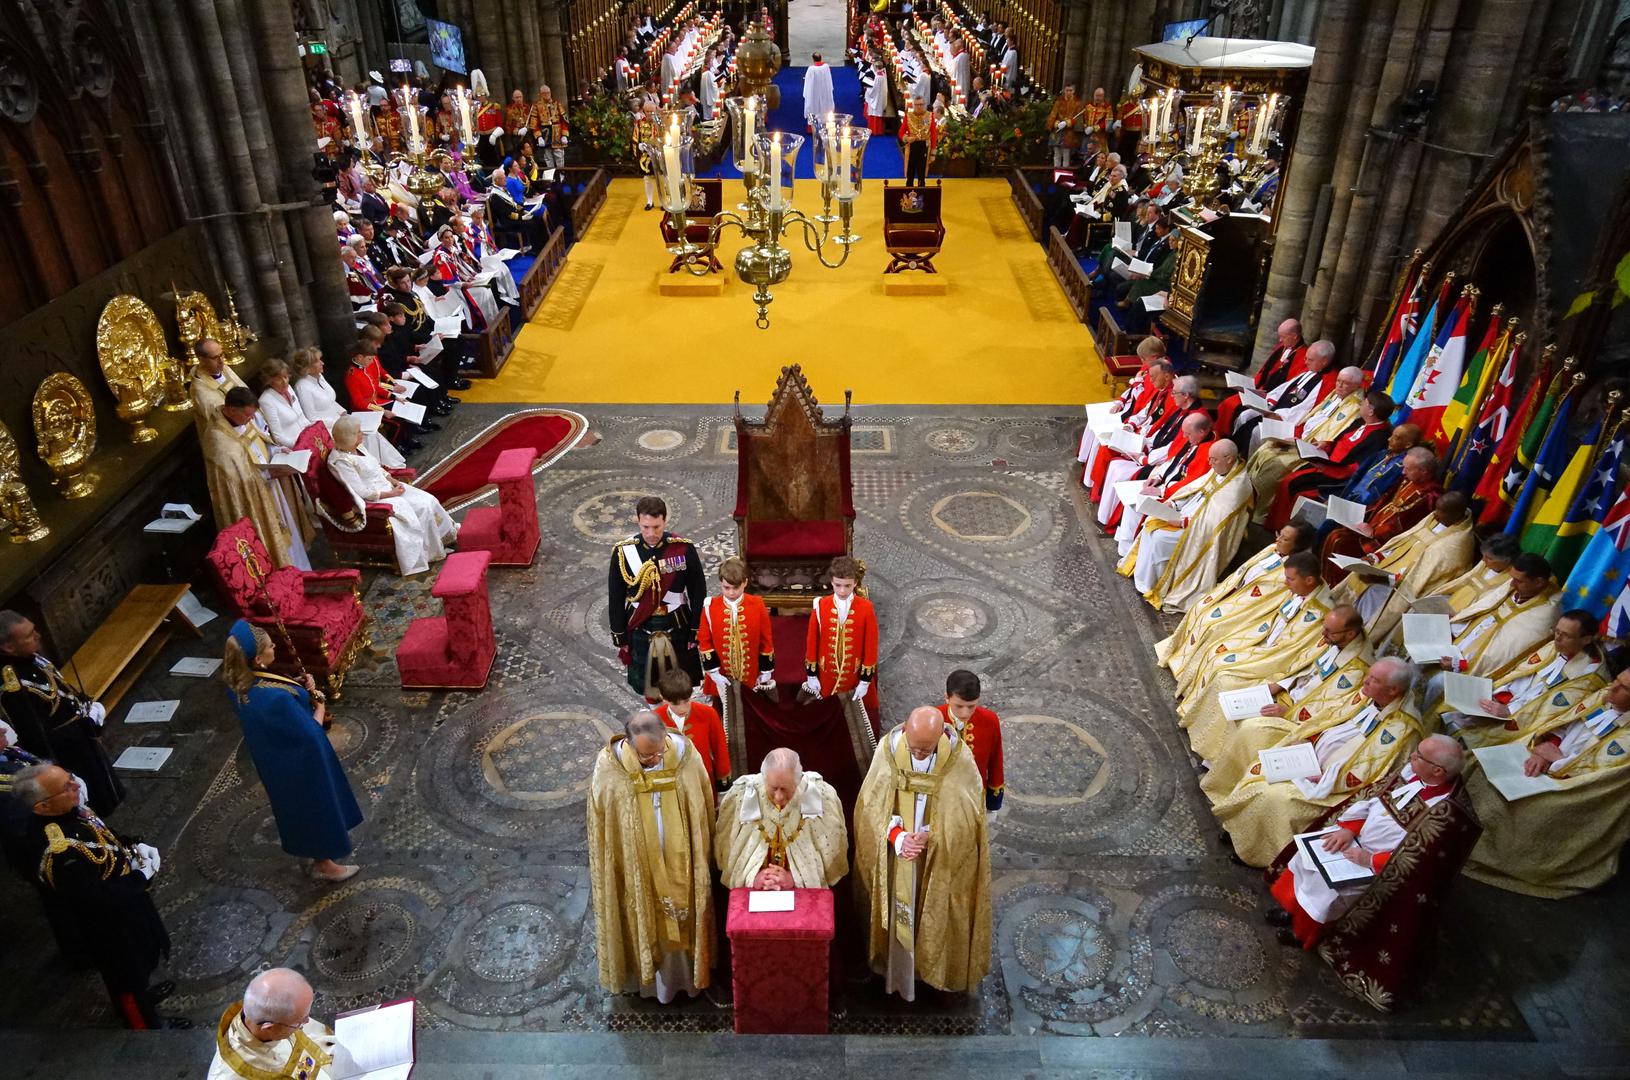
890,732,954,950
618,738,694,951
213,1003,332,1080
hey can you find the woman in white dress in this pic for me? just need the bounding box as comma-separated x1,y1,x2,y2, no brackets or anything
328,416,457,576
290,347,407,469
257,358,315,449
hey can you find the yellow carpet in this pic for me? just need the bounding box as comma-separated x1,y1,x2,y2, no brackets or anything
461,178,1106,406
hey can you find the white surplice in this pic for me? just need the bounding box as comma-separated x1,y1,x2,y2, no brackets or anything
803,62,835,126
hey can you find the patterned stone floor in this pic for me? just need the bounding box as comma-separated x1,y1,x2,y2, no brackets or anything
1,403,1625,1047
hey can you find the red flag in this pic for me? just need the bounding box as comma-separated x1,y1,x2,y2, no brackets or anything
1475,355,1551,524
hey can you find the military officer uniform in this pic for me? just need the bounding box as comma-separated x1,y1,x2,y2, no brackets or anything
608,531,708,698
1,656,124,817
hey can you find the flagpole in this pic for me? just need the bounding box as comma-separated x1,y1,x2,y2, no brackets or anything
1442,307,1508,467
1363,247,1425,367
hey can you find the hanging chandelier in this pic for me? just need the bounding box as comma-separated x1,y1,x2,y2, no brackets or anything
644,97,870,328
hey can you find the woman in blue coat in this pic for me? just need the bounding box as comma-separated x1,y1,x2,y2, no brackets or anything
222,620,363,882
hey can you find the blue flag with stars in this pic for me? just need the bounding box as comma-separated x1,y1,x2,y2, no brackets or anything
1562,477,1630,622
1546,426,1627,575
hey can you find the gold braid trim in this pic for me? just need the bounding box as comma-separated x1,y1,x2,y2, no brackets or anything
38,819,127,889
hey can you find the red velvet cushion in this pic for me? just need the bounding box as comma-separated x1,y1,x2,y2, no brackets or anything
488,447,536,484
888,228,942,248
745,520,846,558
432,550,491,598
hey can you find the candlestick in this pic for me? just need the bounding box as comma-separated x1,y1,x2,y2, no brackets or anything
838,125,854,197
768,133,783,210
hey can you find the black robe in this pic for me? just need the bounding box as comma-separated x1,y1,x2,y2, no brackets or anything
1,656,124,816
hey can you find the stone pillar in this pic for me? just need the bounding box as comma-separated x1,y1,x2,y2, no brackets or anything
249,0,360,359
1300,0,1398,342
471,2,510,95
1251,0,1364,363
1060,0,1090,93
541,1,569,97
519,1,547,94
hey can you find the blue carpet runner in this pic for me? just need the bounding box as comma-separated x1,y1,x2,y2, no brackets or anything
701,66,905,181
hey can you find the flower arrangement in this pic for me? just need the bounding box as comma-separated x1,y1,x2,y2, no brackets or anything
571,89,634,165
932,95,1053,170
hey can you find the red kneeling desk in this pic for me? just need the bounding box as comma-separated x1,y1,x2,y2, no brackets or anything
725,887,835,1034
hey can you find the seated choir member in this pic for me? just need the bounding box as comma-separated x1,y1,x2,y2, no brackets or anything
1334,490,1476,640
1120,439,1252,612
327,416,458,576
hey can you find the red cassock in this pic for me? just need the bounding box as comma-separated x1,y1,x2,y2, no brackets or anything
934,703,1005,811
697,594,776,686
1085,386,1176,498
1158,436,1216,499
655,701,730,788
804,594,879,698
1215,343,1307,431
1264,420,1392,531
1319,478,1443,579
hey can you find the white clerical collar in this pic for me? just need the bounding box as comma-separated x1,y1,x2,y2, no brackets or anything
232,422,250,435
1431,520,1449,534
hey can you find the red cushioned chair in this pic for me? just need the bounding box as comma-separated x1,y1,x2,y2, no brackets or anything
457,447,540,567
205,517,371,697
732,364,855,596
882,180,945,273
660,177,724,273
293,422,415,568
396,550,497,689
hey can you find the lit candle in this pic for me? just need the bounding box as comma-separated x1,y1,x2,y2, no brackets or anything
1189,106,1207,152
455,88,474,146
742,96,757,170
768,133,783,210
838,125,854,197
1220,85,1232,126
347,92,367,144
663,124,683,209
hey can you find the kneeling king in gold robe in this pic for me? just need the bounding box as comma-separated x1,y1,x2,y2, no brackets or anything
715,747,849,890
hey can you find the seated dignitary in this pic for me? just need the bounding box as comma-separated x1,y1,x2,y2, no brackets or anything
1260,390,1397,532
1419,532,1520,621
1464,668,1630,898
289,346,407,468
1263,735,1476,967
1318,446,1442,569
0,610,123,817
208,968,336,1079
715,747,848,890
1420,552,1561,709
11,764,182,1028
1214,656,1424,866
587,711,715,1002
1191,605,1372,799
1080,362,1178,496
327,416,458,576
1230,339,1338,453
1170,550,1333,709
1093,376,1206,527
1213,318,1307,433
1334,490,1476,641
1154,520,1316,687
1435,610,1604,747
853,707,992,1001
1307,423,1426,556
1111,411,1215,552
1120,439,1253,612
1245,365,1367,520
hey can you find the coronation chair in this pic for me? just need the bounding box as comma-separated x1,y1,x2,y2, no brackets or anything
293,421,415,568
882,180,945,273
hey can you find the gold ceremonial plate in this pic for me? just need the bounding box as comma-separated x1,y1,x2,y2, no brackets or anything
32,372,97,499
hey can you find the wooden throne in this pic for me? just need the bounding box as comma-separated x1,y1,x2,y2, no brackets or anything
732,364,855,603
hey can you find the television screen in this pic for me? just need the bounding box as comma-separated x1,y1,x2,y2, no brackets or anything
389,58,412,73
426,18,466,73
1163,19,1210,42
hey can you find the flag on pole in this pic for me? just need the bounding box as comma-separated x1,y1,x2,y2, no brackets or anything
1436,312,1504,461
1384,279,1449,403
1609,577,1630,638
1562,479,1630,623
1544,421,1628,576
1502,387,1579,538
1450,333,1517,493
1370,263,1423,391
1477,363,1562,526
1396,289,1474,441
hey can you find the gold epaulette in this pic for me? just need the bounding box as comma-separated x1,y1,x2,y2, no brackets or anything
1,666,17,694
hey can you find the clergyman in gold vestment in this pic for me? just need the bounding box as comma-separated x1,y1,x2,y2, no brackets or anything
853,707,992,1001
587,712,716,1001
715,747,848,890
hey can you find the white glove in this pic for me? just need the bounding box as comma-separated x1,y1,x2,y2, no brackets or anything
131,843,162,880
88,702,106,728
70,772,89,808
851,680,870,702
802,676,822,697
754,671,775,689
708,671,731,695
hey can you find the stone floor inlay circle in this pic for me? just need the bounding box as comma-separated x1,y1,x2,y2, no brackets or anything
163,898,269,982
1163,908,1267,991
635,428,685,452
464,902,565,982
1016,907,1114,990
313,900,416,982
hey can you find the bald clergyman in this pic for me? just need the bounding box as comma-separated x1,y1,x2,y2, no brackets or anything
715,748,848,890
209,968,337,1079
853,707,992,1001
587,711,716,1002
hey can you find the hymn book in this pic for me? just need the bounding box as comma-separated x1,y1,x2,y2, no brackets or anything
1114,479,1149,510
1258,742,1320,783
1219,684,1275,721
124,700,179,725
403,366,438,389
170,657,222,677
1294,827,1377,887
1113,220,1132,249
1324,496,1370,532
391,400,427,426
1290,496,1327,526
1104,427,1145,456
1235,388,1274,414
432,315,463,337
1473,743,1561,802
261,450,311,473
330,998,416,1080
1137,497,1185,524
350,411,384,434
1141,294,1167,312
1328,554,1396,581
1295,439,1329,461
1401,614,1459,665
113,746,172,771
1225,371,1257,391
1442,673,1502,718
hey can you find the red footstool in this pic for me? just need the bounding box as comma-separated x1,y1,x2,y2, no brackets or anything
726,887,834,1034
457,447,540,567
396,550,497,689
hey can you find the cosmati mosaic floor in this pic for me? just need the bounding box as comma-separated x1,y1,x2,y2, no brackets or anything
1,403,1625,1046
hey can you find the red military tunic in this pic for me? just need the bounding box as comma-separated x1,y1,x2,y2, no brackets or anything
804,594,878,697
935,703,1005,811
655,701,730,788
697,594,775,685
